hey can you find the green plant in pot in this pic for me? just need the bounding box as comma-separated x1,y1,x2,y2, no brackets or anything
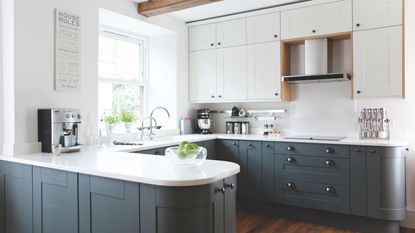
120,111,137,132
103,112,119,134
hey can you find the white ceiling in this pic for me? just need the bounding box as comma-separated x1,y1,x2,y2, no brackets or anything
167,0,305,22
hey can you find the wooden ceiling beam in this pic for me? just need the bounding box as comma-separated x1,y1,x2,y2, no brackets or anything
138,0,223,17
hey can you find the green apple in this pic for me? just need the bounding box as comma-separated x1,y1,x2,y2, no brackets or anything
176,150,188,160
179,141,189,150
183,143,199,157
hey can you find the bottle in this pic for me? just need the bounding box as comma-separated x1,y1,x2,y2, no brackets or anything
263,124,269,136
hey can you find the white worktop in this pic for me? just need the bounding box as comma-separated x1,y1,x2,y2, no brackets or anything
118,134,408,153
0,145,240,187
0,134,406,187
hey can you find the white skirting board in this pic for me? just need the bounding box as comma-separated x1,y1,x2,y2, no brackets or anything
401,210,415,229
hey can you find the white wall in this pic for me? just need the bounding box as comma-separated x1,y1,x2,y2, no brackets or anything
11,0,188,147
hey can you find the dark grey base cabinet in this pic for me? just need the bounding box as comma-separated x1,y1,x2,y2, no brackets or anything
33,167,78,233
0,160,236,233
0,161,33,233
216,139,406,232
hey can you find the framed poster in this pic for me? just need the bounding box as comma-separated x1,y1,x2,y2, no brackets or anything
54,9,81,91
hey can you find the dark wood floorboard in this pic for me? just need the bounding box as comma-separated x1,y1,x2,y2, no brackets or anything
237,209,415,233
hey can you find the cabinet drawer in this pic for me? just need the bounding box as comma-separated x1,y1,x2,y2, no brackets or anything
276,154,349,185
276,142,349,158
275,179,350,214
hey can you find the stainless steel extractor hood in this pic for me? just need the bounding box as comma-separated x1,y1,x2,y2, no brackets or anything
282,38,351,84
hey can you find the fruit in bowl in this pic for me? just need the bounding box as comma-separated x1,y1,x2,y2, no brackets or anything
165,141,207,167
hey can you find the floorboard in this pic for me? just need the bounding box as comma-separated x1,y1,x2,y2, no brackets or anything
237,209,415,233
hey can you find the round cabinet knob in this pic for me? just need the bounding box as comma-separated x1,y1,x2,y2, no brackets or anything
325,186,336,194
356,23,361,27
312,29,316,33
275,93,279,96
325,159,335,166
215,187,226,194
224,183,235,190
357,90,361,94
287,146,295,151
218,95,222,98
211,95,215,98
232,142,238,146
286,182,296,190
274,34,278,38
210,43,214,46
369,148,377,154
354,148,361,153
248,143,254,147
218,42,221,46
266,144,272,148
287,157,296,163
325,148,335,154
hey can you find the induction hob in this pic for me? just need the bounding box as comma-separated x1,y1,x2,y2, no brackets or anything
283,135,346,141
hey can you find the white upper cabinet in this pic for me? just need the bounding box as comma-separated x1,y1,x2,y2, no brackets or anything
216,18,247,48
247,42,281,100
247,12,281,44
189,50,217,102
281,0,352,40
189,24,216,51
353,0,402,31
353,26,403,98
217,46,247,101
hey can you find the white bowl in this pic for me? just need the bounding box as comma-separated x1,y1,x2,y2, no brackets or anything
165,146,207,167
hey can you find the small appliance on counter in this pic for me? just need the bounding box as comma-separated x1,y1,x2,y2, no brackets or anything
197,108,212,134
358,108,390,139
38,108,82,153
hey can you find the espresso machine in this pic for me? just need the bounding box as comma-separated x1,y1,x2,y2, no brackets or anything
197,108,212,134
38,108,82,153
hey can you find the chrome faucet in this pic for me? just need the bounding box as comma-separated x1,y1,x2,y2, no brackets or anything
139,107,170,141
139,116,157,141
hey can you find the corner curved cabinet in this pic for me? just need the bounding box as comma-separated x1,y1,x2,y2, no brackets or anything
0,161,33,233
366,147,406,221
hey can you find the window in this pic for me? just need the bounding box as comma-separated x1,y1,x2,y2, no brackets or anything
98,29,146,128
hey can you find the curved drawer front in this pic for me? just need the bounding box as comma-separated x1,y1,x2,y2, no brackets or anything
276,154,350,186
276,142,349,158
275,179,350,214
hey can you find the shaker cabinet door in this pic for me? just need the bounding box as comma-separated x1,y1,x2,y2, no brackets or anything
247,42,281,100
353,26,403,98
0,161,33,233
189,50,217,102
189,23,216,51
238,141,262,200
216,18,247,48
247,12,280,44
281,0,352,40
353,0,402,31
33,167,78,233
79,175,140,233
217,46,247,101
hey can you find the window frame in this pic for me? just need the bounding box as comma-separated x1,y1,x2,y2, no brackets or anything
98,26,148,123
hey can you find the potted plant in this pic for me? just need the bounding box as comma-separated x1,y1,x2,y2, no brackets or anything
103,112,119,134
120,111,136,132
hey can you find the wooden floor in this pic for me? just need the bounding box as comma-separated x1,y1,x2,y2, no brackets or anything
237,210,415,233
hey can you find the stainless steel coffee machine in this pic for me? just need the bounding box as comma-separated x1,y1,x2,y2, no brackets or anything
38,108,82,153
197,108,212,134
